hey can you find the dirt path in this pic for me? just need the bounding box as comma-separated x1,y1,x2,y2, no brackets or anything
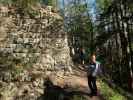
50,65,104,100
64,75,102,100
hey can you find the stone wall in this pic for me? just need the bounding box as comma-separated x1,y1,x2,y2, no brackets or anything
0,6,72,100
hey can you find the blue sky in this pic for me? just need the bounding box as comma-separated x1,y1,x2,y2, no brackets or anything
58,0,96,15
58,0,96,8
87,0,96,16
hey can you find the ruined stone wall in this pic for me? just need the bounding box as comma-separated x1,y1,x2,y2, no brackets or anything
0,6,72,100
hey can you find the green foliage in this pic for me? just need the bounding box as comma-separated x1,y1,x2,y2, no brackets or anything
0,0,12,5
0,0,40,6
99,80,127,100
12,66,24,77
43,0,58,8
47,0,53,6
67,3,88,16
96,0,112,12
71,95,87,100
65,1,94,48
0,0,42,18
95,0,133,90
14,0,40,8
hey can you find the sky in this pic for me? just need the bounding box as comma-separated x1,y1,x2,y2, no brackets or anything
58,0,96,9
58,0,96,17
87,0,96,18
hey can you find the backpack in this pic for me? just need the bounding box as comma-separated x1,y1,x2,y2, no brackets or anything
87,62,100,77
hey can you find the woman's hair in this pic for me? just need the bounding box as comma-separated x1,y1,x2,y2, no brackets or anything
90,52,96,57
88,53,96,63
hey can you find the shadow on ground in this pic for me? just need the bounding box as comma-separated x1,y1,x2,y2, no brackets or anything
37,79,89,100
